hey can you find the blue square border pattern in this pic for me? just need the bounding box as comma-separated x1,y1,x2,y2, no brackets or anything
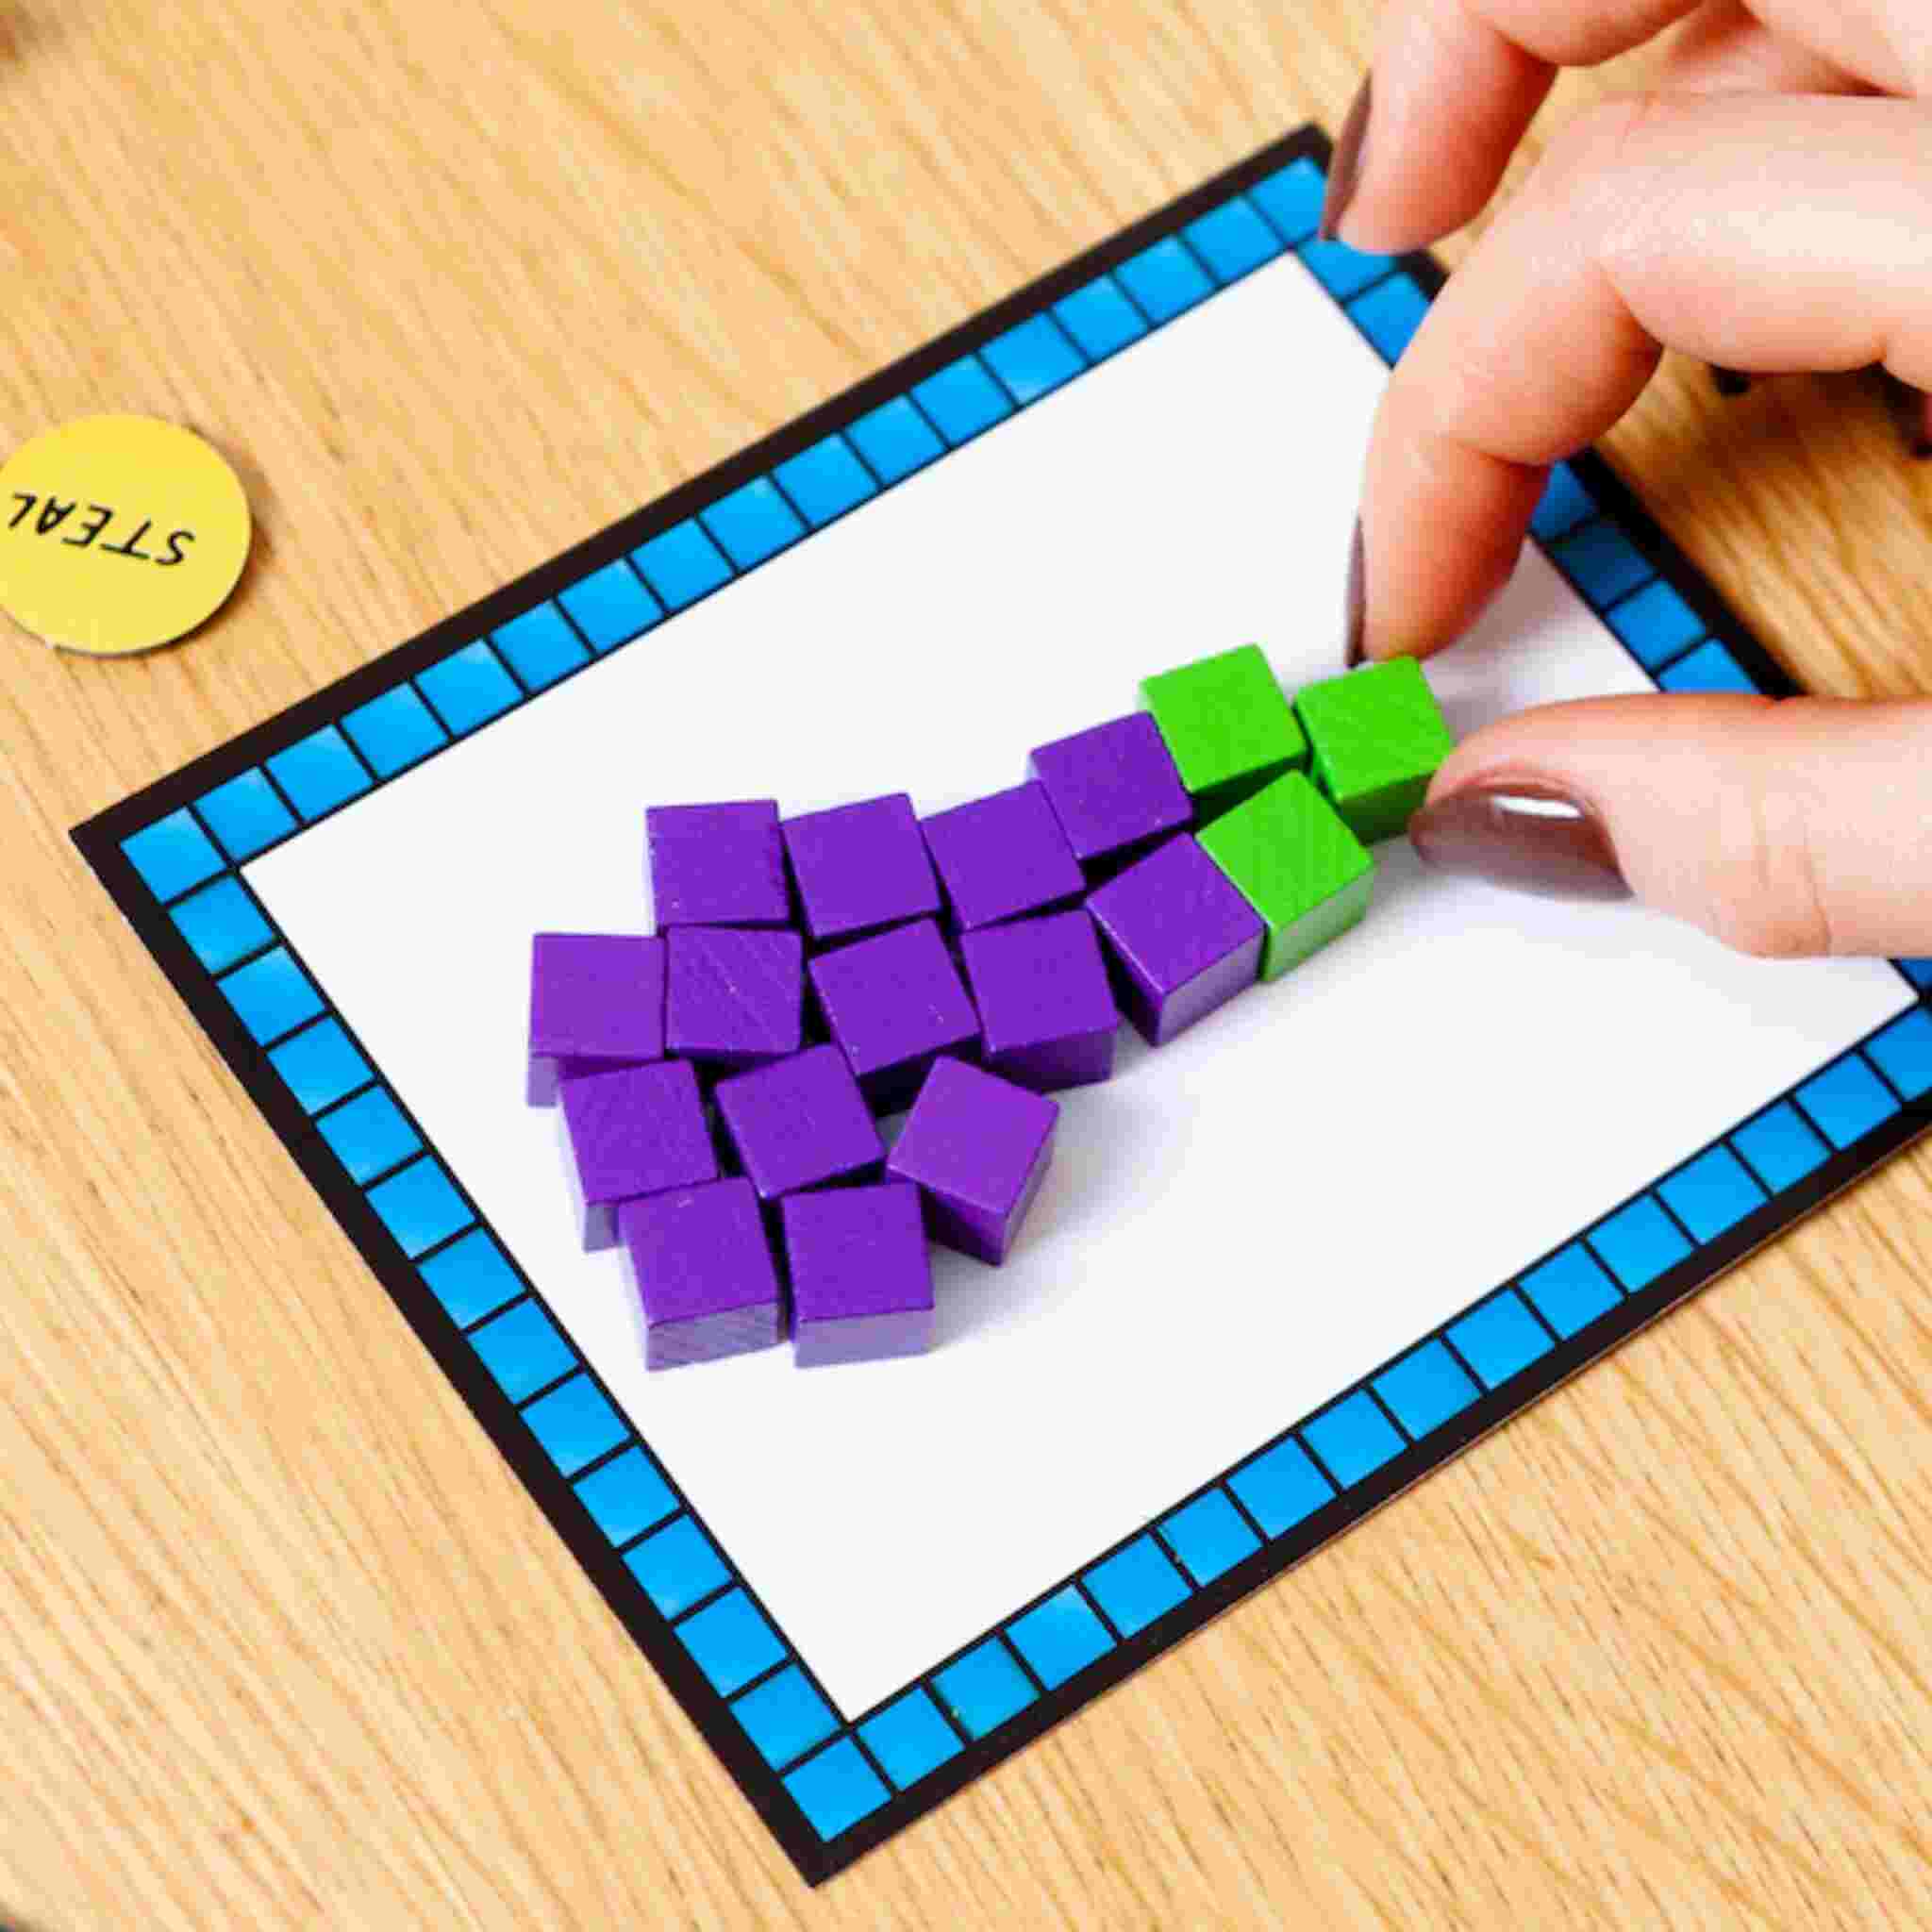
72,125,1931,1886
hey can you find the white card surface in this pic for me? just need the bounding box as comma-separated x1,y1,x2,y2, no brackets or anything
250,253,1908,1716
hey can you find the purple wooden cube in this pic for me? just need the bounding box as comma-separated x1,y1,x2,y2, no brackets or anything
1086,835,1264,1045
558,1058,718,1251
527,932,665,1107
713,1044,885,1202
665,925,804,1071
621,1178,784,1370
780,793,941,946
887,1058,1058,1264
919,781,1085,932
806,918,979,1110
1027,711,1192,873
958,908,1119,1092
781,1181,935,1366
645,800,790,928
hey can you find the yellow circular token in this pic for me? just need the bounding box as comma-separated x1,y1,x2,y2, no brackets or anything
0,415,251,658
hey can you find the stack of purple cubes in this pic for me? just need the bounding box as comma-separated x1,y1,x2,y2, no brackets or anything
530,709,1268,1372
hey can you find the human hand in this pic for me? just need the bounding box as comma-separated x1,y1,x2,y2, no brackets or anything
1325,2,1932,958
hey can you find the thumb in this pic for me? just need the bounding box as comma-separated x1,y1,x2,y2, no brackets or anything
1407,693,1932,959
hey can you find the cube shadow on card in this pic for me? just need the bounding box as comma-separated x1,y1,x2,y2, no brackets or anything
622,1177,785,1370
558,1059,717,1251
527,932,665,1106
646,800,791,928
958,908,1118,1092
713,1044,886,1203
887,1058,1059,1264
1198,773,1374,982
665,926,804,1073
919,781,1085,931
1086,834,1263,1045
780,793,941,947
781,1182,936,1366
1027,711,1192,876
807,918,980,1111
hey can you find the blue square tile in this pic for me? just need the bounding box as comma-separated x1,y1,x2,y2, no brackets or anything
1185,196,1284,283
342,685,448,777
1247,157,1326,245
1349,274,1431,362
1869,1008,1932,1101
1605,578,1706,671
933,1639,1036,1739
1898,958,1932,991
911,356,1012,444
417,641,521,733
1659,641,1759,695
847,397,944,485
1551,519,1655,610
1082,1536,1190,1639
365,1157,473,1257
1296,235,1392,301
679,1590,786,1696
267,1018,371,1114
1519,1242,1621,1339
1589,1195,1693,1291
732,1667,838,1770
982,314,1086,405
702,477,806,570
1301,1391,1405,1488
524,1373,626,1475
122,808,224,902
558,560,662,652
1228,1438,1334,1539
1116,236,1214,324
219,947,324,1044
1007,1587,1113,1690
859,1690,961,1789
1529,465,1597,542
169,877,272,974
633,519,734,610
492,603,589,691
1731,1102,1829,1193
575,1446,675,1546
1447,1290,1554,1391
196,770,296,861
267,727,372,820
1658,1146,1768,1243
625,1515,730,1617
1374,1341,1479,1439
418,1228,525,1329
1159,1489,1259,1585
784,1739,889,1840
1798,1053,1900,1149
316,1087,421,1183
468,1297,574,1401
773,435,877,526
1051,275,1148,361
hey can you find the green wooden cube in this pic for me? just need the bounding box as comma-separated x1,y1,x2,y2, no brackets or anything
1198,772,1374,981
1139,643,1307,823
1293,657,1456,845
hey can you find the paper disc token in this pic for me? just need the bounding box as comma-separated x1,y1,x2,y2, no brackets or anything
0,415,252,657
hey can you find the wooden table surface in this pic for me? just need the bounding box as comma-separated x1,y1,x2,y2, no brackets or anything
6,4,1931,1926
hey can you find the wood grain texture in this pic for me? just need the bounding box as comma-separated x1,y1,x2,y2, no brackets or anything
4,3,1931,1925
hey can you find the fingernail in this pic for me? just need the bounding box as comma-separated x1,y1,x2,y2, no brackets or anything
1343,517,1366,667
1407,781,1631,901
1321,75,1372,242
1710,366,1752,398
